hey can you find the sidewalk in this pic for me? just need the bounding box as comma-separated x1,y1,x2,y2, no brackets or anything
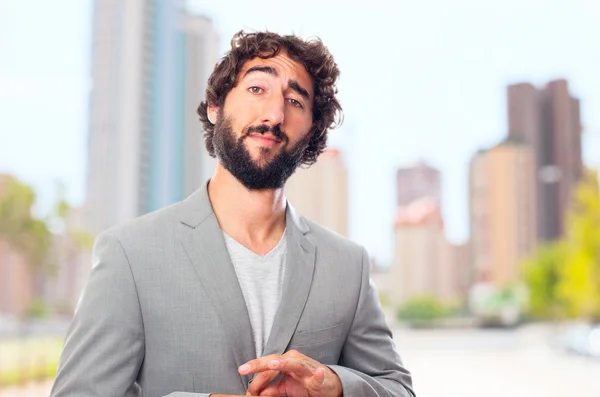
0,381,53,397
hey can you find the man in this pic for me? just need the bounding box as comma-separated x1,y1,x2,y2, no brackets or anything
51,31,415,397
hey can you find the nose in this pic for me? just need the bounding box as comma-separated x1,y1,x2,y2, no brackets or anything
260,93,285,127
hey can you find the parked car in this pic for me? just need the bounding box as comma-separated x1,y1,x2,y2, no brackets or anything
561,322,600,359
587,325,600,358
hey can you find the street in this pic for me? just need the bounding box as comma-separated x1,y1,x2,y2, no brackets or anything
395,324,600,397
2,324,599,397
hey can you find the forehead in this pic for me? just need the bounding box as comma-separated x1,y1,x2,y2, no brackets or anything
238,53,314,98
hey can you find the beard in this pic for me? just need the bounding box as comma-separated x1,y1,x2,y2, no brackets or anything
211,113,308,190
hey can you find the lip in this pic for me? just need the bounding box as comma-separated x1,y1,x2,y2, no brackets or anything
248,133,283,147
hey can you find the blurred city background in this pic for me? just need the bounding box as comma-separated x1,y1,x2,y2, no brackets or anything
1,0,600,396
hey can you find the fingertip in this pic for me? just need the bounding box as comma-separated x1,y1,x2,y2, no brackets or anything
315,367,326,383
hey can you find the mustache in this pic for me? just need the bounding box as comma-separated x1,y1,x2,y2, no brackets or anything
243,124,289,142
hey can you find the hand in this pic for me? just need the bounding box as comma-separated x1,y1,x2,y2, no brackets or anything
211,394,258,396
240,350,342,397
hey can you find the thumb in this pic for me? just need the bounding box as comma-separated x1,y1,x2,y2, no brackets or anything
307,367,326,391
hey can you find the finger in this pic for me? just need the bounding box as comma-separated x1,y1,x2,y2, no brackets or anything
257,383,286,397
268,357,314,378
246,369,281,396
306,367,326,391
239,354,282,376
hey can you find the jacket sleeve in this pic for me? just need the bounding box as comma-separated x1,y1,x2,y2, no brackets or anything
328,247,416,397
51,231,146,397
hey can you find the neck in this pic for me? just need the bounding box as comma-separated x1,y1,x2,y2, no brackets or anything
208,163,287,245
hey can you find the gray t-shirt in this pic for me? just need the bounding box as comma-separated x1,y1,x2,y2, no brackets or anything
222,229,287,357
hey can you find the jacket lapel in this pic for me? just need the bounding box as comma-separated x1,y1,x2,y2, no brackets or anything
262,203,316,357
176,185,317,385
177,185,255,389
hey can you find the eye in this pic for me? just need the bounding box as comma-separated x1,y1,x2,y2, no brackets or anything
248,86,264,94
288,98,304,109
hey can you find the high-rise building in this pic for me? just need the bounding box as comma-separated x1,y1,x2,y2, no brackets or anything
390,162,469,305
0,239,32,316
396,161,441,207
389,198,461,304
507,79,583,241
469,140,537,286
447,242,471,302
284,149,349,236
84,1,219,234
180,14,220,199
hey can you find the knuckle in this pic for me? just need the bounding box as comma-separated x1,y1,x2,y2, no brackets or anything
288,349,306,359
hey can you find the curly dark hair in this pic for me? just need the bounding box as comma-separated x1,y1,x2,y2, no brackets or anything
197,30,343,166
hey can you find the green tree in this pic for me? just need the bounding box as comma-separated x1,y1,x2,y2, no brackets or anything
46,180,94,250
0,176,52,273
557,169,600,320
523,168,600,321
523,242,567,319
0,176,94,318
41,180,94,316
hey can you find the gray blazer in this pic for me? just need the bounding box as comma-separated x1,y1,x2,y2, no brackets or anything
51,185,415,397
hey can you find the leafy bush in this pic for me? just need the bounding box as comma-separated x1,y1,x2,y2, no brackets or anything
25,298,52,319
397,296,448,325
0,361,58,387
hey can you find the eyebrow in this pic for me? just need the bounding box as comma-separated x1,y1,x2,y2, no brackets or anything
244,65,278,78
243,65,311,101
289,80,310,101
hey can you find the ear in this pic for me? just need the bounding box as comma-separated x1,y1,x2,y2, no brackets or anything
207,105,219,125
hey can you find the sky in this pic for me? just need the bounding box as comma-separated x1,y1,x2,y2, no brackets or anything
1,0,599,264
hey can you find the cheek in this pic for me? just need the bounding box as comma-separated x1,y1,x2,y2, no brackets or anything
287,130,313,151
286,115,313,141
300,123,315,146
223,95,258,125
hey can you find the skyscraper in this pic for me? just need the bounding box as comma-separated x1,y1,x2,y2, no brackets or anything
390,198,444,304
0,238,31,316
390,198,464,304
84,0,219,235
469,140,537,286
396,161,441,207
507,79,583,241
284,149,349,236
389,161,472,304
